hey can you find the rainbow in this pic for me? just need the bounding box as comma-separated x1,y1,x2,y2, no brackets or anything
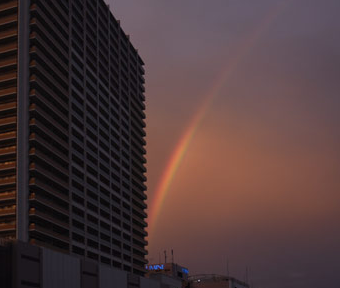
147,1,291,241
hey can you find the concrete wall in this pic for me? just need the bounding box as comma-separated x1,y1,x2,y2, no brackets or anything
149,274,182,288
42,248,80,288
140,276,161,288
100,265,128,288
0,244,11,288
12,241,41,288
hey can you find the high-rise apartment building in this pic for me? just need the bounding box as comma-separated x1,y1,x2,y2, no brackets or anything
0,0,147,276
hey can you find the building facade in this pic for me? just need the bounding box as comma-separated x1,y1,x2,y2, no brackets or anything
0,0,147,276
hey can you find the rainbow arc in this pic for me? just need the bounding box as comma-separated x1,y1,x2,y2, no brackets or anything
147,0,292,241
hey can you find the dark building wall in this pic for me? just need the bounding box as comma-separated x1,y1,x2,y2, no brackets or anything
66,0,147,275
0,0,71,250
0,241,12,288
0,0,147,276
12,241,41,288
0,0,18,241
28,0,71,253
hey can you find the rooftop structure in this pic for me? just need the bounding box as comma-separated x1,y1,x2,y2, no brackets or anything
146,262,189,282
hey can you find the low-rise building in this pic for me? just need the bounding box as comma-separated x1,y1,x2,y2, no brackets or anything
0,240,165,288
189,274,249,288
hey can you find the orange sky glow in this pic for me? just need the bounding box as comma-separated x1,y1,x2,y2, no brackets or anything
109,1,340,287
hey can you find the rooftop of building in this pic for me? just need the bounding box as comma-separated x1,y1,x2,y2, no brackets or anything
189,274,249,287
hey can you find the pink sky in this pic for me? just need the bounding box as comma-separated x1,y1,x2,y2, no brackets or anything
108,1,340,287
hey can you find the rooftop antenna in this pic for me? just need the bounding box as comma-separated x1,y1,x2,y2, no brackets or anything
171,249,174,263
159,252,161,263
226,259,229,278
245,266,249,284
164,250,167,263
248,267,252,288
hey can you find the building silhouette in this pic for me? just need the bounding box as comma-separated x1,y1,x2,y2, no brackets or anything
0,0,147,276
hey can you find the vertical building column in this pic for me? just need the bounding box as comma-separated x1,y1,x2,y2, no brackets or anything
67,0,72,255
16,0,30,242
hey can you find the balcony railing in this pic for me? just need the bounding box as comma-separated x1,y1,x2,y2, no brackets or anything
0,175,15,185
0,0,18,12
29,223,69,242
0,161,15,171
29,208,68,229
0,190,15,201
0,221,15,232
0,205,15,216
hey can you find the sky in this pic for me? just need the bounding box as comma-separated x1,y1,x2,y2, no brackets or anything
107,1,340,287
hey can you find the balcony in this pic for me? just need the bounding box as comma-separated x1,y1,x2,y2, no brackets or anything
0,145,15,156
29,162,68,189
0,221,15,232
30,105,68,137
0,175,15,186
29,148,68,178
29,223,69,243
29,118,68,150
29,176,68,201
29,90,68,123
0,190,15,201
132,213,147,228
132,203,147,219
132,224,147,238
0,0,17,12
29,192,68,216
133,255,148,265
0,204,15,216
0,71,16,84
29,133,68,163
0,12,17,27
31,2,68,41
29,20,67,59
131,185,147,201
0,160,15,173
0,54,16,70
29,60,68,97
29,51,68,87
0,101,16,113
133,233,148,246
36,0,69,27
132,195,147,210
30,238,68,254
0,115,16,128
29,207,68,229
132,243,147,255
0,87,15,98
29,44,67,74
0,28,17,44
29,74,68,106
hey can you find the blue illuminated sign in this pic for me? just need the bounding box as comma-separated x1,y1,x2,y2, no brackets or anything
145,264,164,270
182,268,189,274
